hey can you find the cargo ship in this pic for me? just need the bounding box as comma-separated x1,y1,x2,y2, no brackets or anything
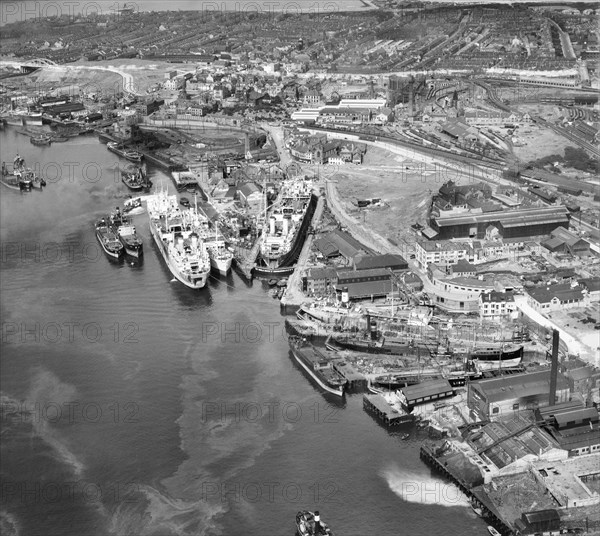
109,209,143,257
146,188,210,289
95,218,124,259
107,142,143,163
288,336,347,397
254,178,317,276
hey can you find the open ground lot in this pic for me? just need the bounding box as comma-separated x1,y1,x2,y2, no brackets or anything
510,123,574,161
333,144,434,247
547,304,600,353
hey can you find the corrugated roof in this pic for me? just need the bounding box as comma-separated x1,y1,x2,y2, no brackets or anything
435,206,569,228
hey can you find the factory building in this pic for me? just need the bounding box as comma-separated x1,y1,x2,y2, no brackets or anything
467,370,571,421
430,206,570,240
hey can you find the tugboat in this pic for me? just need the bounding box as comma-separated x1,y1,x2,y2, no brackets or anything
107,141,143,163
95,218,124,259
296,511,333,536
109,208,143,257
1,155,44,191
121,165,148,191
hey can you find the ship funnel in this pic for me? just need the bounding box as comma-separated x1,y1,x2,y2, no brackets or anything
283,215,290,235
370,318,378,341
269,217,276,234
191,233,198,248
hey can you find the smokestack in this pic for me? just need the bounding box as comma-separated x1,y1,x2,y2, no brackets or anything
549,329,559,406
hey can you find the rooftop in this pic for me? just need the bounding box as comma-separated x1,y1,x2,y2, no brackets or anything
434,206,570,228
471,370,570,403
526,283,584,304
401,379,453,402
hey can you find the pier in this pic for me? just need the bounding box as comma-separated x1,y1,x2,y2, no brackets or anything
363,393,415,426
419,443,515,535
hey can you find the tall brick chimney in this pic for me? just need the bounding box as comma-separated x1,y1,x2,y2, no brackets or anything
549,329,560,406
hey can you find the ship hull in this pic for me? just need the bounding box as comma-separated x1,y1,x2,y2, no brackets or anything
290,346,344,397
149,222,208,289
256,193,318,270
95,231,123,259
107,143,142,163
122,242,143,258
209,256,232,275
474,357,523,371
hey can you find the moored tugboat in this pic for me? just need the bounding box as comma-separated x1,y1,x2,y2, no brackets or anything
289,336,347,397
109,209,143,257
296,510,333,536
95,218,124,259
1,155,45,191
121,164,151,192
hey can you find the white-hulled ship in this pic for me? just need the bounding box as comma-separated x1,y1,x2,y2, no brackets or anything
259,178,314,262
146,189,211,289
186,198,233,276
468,343,523,371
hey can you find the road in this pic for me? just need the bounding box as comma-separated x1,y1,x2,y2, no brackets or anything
280,194,326,308
514,296,599,367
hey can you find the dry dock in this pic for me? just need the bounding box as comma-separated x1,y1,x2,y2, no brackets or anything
280,193,325,313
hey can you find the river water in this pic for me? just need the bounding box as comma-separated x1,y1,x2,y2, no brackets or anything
0,128,486,535
0,0,372,26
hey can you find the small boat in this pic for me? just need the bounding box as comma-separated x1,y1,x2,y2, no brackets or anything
51,136,69,143
296,511,333,536
1,156,43,191
401,433,410,440
268,279,278,286
107,141,143,163
30,134,52,146
471,501,483,517
179,196,191,208
123,197,145,216
487,526,501,536
95,218,124,259
121,167,146,191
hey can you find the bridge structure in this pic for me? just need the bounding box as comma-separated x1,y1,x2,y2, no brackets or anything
20,58,57,73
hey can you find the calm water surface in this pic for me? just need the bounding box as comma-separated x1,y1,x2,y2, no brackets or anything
0,128,485,535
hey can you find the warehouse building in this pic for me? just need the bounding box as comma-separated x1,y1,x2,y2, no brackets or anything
399,379,454,409
430,206,570,240
467,370,571,421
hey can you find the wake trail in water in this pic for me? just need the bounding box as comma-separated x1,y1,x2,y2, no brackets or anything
380,463,470,508
25,368,84,476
